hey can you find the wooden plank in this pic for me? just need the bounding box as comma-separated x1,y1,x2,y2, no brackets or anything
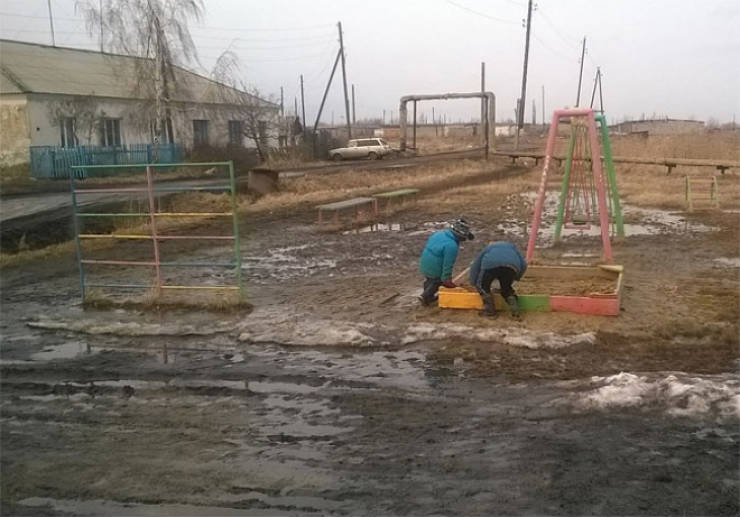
492,151,739,170
373,188,420,198
316,197,375,211
550,295,620,316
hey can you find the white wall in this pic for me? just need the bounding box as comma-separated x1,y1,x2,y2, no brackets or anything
21,93,279,150
0,94,30,165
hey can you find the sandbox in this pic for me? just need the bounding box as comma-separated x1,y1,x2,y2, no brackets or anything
438,265,623,316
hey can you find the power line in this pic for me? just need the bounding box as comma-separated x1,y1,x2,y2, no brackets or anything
444,0,519,24
536,7,580,50
0,12,335,32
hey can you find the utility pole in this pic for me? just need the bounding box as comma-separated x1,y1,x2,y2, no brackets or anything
300,74,306,134
337,22,352,139
433,106,437,136
590,67,600,111
575,36,586,107
516,0,533,149
383,109,386,125
541,85,545,129
47,0,56,46
99,0,103,52
312,49,342,155
294,97,298,117
280,86,284,116
532,99,536,125
351,84,356,125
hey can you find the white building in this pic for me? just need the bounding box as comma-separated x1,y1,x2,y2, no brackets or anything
0,39,279,172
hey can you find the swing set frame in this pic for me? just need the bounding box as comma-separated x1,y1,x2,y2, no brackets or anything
526,109,624,263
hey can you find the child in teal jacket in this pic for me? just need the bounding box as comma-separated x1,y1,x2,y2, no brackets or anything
418,218,474,306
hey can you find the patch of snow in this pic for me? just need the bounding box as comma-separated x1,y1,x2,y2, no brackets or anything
573,372,740,421
238,308,374,347
401,322,596,349
27,320,231,337
714,257,740,268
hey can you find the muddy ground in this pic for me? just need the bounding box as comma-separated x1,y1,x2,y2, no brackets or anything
1,157,739,515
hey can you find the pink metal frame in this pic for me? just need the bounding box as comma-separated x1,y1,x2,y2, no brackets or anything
526,108,613,262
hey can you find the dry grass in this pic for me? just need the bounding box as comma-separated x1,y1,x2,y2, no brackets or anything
610,132,740,161
242,158,498,214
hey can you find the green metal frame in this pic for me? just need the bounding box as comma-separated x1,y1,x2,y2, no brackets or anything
69,161,245,303
553,113,624,240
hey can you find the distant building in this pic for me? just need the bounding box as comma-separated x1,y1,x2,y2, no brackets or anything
0,39,279,171
609,118,705,135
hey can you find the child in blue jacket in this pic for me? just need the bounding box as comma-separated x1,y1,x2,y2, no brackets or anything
469,241,527,318
418,218,474,306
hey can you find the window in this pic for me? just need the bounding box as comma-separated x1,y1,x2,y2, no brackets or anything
60,117,77,148
101,118,122,147
228,120,242,146
359,139,377,147
193,120,209,146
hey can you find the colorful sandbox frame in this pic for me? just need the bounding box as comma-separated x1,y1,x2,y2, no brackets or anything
438,264,623,316
69,161,244,302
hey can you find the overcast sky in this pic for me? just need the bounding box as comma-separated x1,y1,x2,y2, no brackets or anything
1,0,738,126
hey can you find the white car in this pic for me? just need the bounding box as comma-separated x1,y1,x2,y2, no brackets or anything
328,138,393,161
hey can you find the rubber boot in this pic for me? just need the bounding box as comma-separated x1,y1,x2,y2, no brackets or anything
505,295,520,319
479,293,497,317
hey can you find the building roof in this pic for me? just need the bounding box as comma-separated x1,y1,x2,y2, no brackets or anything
0,39,275,107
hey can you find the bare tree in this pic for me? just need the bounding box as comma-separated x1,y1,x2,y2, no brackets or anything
46,94,100,145
76,0,204,159
209,51,280,162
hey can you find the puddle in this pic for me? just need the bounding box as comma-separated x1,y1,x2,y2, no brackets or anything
246,346,430,391
248,380,328,394
342,223,402,234
30,341,93,361
499,191,718,244
17,497,319,516
242,244,336,280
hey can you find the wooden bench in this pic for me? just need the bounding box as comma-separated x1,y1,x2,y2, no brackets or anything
373,188,420,212
316,197,377,224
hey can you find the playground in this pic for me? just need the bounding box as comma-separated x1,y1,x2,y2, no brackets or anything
1,119,739,514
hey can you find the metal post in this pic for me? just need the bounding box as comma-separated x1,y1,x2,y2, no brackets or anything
300,74,306,135
585,110,612,261
228,161,245,301
526,111,560,262
480,61,485,141
483,97,489,160
596,113,624,237
412,100,417,150
553,132,576,241
70,172,86,301
576,37,586,107
399,102,407,151
145,165,162,296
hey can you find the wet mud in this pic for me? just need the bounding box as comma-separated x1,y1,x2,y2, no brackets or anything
1,163,738,515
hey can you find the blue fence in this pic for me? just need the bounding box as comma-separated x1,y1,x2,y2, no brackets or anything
29,143,182,179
